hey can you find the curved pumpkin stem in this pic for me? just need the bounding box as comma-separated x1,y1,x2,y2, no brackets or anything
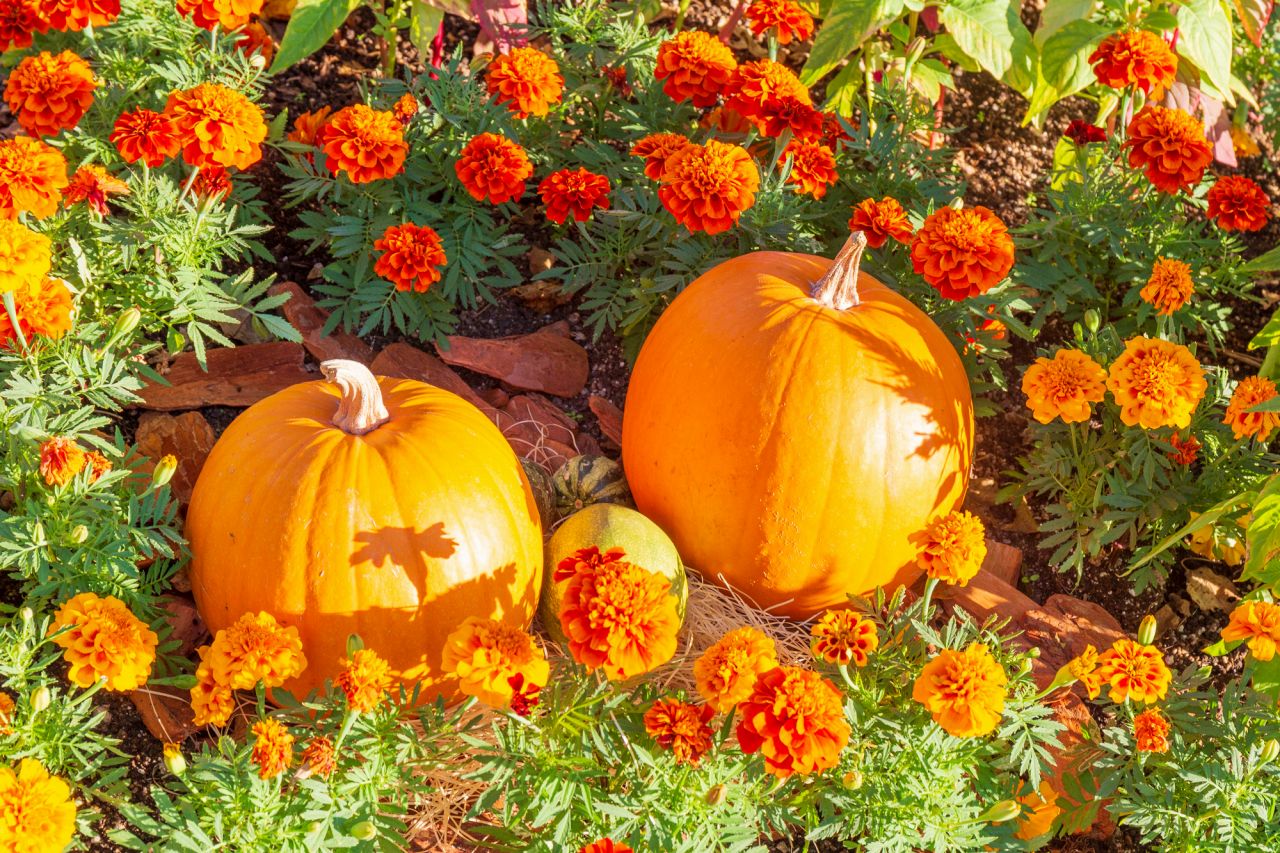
812,231,868,310
321,359,390,435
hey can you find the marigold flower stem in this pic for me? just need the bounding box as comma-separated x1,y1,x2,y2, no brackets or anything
2,292,29,353
917,576,939,622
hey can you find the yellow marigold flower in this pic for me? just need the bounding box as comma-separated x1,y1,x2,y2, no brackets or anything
1133,708,1170,753
1066,644,1103,699
810,610,878,667
0,220,52,297
694,626,779,713
1139,258,1193,315
335,648,393,713
50,592,158,691
1186,511,1247,568
0,137,68,220
914,510,987,587
440,617,549,709
249,718,294,779
735,666,850,777
1095,639,1171,704
202,611,306,692
1221,600,1280,662
1223,376,1280,442
912,643,1008,738
1014,780,1061,841
189,652,236,728
0,758,76,851
1021,349,1107,424
0,692,14,734
1105,337,1206,429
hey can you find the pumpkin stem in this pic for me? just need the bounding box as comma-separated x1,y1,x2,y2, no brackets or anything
812,231,868,310
321,359,390,435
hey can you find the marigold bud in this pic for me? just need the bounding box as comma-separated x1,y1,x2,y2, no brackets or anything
1084,308,1101,334
1260,739,1279,766
70,525,89,544
981,799,1023,824
20,607,33,623
705,783,728,806
350,820,377,841
163,742,187,776
30,686,51,713
842,770,864,790
1016,658,1034,677
151,455,178,489
1137,614,1158,646
106,308,142,349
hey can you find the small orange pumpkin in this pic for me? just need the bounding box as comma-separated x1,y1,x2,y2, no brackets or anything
622,233,973,617
186,360,543,701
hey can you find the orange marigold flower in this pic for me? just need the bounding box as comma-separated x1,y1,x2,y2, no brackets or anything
912,643,1008,737
63,165,129,216
914,510,987,587
601,65,631,98
1224,376,1280,442
658,139,759,235
192,165,232,202
1133,708,1170,753
0,136,68,220
538,167,611,224
810,610,878,667
0,759,76,852
1013,781,1061,841
0,220,52,297
373,222,448,293
38,0,120,31
1089,30,1177,96
578,841,632,853
631,132,691,180
199,611,307,695
50,592,158,691
1106,337,1206,429
0,692,13,734
559,554,680,681
910,206,1014,300
189,652,236,728
849,196,914,249
485,46,563,118
235,20,275,65
701,105,756,135
822,111,853,149
1096,639,1171,704
2,277,74,350
1065,644,1103,700
391,93,418,126
736,665,850,777
554,545,625,582
1140,257,1193,315
1021,349,1108,424
643,698,715,765
755,95,824,140
1206,175,1271,233
441,616,550,708
164,83,267,171
84,449,111,481
1221,600,1280,661
38,436,85,487
1124,106,1212,194
654,29,737,108
723,59,811,129
694,626,779,713
110,108,181,167
746,0,814,44
0,0,41,53
4,50,97,138
176,0,263,30
287,106,332,147
249,718,293,779
336,648,393,713
299,735,335,778
1166,431,1201,466
455,132,532,204
779,139,837,199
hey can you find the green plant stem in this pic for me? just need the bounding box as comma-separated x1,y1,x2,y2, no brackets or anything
674,0,693,32
768,34,778,62
1261,343,1280,379
918,577,939,622
2,291,29,352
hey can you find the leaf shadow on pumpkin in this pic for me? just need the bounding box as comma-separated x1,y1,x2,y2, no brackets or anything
350,522,459,567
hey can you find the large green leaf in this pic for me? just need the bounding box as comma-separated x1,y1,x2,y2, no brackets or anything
1243,476,1280,587
1037,0,1096,41
1038,20,1108,92
1249,307,1280,351
409,0,446,58
1232,0,1274,47
269,0,365,74
1176,0,1234,104
801,0,907,85
1242,244,1280,275
938,0,1018,79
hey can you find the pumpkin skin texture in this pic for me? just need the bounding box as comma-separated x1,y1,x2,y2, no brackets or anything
622,238,973,618
186,362,544,702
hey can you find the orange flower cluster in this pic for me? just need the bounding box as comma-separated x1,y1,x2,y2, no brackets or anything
176,0,263,30
0,220,52,296
4,50,96,138
0,0,41,52
1166,431,1201,466
1223,376,1280,442
190,611,307,727
755,95,823,140
373,222,448,293
0,759,76,852
779,139,837,199
915,510,987,587
810,609,878,667
631,132,690,180
1088,30,1177,96
643,698,714,765
658,139,759,234
63,165,129,216
335,648,392,713
654,30,737,108
1021,349,1107,424
910,206,1014,300
38,435,86,486
557,547,680,680
579,840,632,853
1206,175,1271,232
1140,257,1193,315
736,666,850,777
442,616,550,708
485,46,564,118
849,196,913,248
1133,708,1170,753
110,108,180,167
912,643,1008,737
250,717,294,779
694,626,778,712
1221,600,1280,661
538,167,611,224
746,0,814,44
39,0,120,31
1124,106,1212,194
723,59,811,131
0,136,67,220
300,735,335,778
1095,639,1171,704
316,104,407,184
1065,644,1103,700
50,592,158,691
288,106,332,147
392,93,418,126
164,83,267,170
455,132,533,204
1013,781,1061,841
1105,337,1206,429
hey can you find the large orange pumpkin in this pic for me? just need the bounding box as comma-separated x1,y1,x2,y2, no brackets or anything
622,233,973,618
186,359,543,700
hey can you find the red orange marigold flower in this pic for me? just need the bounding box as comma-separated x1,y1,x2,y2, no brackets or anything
724,59,811,130
912,643,1008,737
1096,639,1171,704
779,139,837,199
1167,432,1201,465
391,93,418,126
1089,30,1177,96
176,0,263,30
1,277,74,350
373,222,447,293
1140,257,1193,315
1221,600,1280,661
485,46,564,118
1206,175,1271,232
39,436,85,487
335,648,393,713
643,698,715,765
63,165,129,216
0,0,41,53
810,610,878,667
316,104,406,184
164,83,267,171
192,165,232,201
736,665,850,778
50,592,158,691
1223,375,1280,442
85,449,111,481
658,139,760,235
578,841,633,853
110,108,181,167
631,132,691,180
1106,337,1206,429
4,50,97,138
1124,106,1212,194
440,616,550,709
910,206,1014,299
746,0,814,45
0,136,68,220
287,106,332,147
1133,708,1170,753
654,30,737,108
455,132,533,205
1021,349,1108,424
914,510,987,587
755,95,824,140
1064,119,1107,145
694,626,779,713
849,196,913,248
538,168,611,224
38,0,120,31
299,735,335,778
250,718,293,779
